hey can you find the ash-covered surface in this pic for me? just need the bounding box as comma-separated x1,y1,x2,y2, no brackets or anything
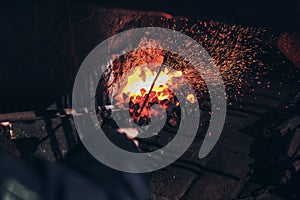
0,4,300,200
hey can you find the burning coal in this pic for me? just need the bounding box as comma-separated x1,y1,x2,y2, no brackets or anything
112,63,190,126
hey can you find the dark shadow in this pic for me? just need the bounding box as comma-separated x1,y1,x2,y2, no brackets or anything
44,117,63,160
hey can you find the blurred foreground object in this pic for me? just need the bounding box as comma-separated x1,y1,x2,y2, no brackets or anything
0,127,150,200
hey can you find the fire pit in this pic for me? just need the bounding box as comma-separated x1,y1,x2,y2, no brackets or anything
113,64,184,127
95,45,210,142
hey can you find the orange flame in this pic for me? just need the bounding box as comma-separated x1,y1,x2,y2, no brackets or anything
112,55,197,125
114,65,183,106
113,64,185,123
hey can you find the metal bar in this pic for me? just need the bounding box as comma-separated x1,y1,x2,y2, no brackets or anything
138,65,165,116
0,111,68,122
0,106,131,122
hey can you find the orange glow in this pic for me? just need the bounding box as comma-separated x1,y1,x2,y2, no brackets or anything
113,64,184,123
186,94,195,103
117,66,182,102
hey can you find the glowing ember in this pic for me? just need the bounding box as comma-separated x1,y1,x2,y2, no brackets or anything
115,66,182,103
186,94,195,103
113,65,184,125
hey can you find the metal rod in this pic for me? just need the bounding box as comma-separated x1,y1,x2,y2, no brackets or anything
0,106,131,123
0,110,70,122
138,65,165,116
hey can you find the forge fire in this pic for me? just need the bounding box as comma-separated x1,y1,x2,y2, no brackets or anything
112,64,187,125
